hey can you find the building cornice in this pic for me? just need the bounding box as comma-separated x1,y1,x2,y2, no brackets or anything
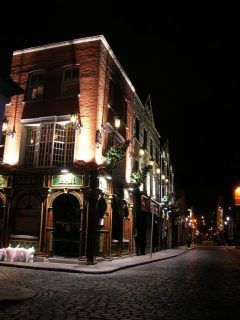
13,35,135,93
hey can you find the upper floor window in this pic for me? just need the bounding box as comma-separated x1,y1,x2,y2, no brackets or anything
27,72,45,100
155,147,159,164
62,67,80,96
24,123,75,168
150,138,153,157
135,117,140,141
143,129,148,151
108,79,126,125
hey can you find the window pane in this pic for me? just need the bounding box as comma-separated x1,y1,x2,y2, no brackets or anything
28,72,45,100
24,128,37,168
72,68,79,79
24,123,75,168
62,67,80,96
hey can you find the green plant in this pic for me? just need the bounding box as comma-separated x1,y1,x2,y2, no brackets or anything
103,140,131,169
131,165,152,186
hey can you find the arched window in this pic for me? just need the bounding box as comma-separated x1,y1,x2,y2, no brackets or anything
13,194,41,236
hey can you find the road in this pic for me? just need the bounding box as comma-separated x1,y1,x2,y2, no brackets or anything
1,244,240,319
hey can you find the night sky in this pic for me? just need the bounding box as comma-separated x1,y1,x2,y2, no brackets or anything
1,2,240,216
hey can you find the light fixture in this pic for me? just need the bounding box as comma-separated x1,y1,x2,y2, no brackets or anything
61,169,69,173
70,108,83,132
2,116,8,132
139,146,144,156
114,116,121,129
149,158,154,166
156,168,161,174
1,116,16,138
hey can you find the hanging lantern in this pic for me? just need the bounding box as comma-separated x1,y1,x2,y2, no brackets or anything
114,116,121,129
2,116,8,133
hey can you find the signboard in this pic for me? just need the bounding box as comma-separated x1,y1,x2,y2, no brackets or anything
14,176,43,186
150,200,160,215
0,175,8,187
141,195,150,212
51,175,83,187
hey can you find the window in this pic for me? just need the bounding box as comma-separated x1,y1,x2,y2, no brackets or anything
13,194,41,236
150,138,153,157
108,79,126,125
143,129,148,151
62,67,80,96
135,117,140,141
24,128,37,167
27,72,45,100
155,148,159,164
24,123,75,168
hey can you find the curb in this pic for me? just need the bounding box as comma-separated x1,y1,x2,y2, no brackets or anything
0,249,192,274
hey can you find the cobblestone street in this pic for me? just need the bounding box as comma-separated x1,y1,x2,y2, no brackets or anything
1,245,240,319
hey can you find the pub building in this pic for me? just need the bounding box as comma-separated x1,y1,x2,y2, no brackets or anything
0,35,136,263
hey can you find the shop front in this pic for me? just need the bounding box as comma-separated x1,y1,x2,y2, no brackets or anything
0,171,133,261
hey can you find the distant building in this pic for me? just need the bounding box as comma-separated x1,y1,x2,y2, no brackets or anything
132,94,161,255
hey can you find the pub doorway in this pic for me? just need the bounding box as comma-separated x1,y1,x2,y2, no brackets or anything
52,193,82,257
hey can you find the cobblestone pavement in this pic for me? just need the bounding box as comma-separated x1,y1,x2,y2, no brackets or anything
0,245,240,319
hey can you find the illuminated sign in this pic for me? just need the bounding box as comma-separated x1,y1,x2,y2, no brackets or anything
52,175,83,187
161,196,168,202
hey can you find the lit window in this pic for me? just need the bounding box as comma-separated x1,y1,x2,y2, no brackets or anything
24,123,75,168
27,72,45,100
62,67,80,96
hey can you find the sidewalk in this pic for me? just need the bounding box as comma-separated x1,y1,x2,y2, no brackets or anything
0,246,192,302
0,246,192,275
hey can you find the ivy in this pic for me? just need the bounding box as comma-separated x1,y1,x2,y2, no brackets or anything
103,140,131,169
130,165,152,187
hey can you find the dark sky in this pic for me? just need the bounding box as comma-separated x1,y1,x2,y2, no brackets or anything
1,2,240,215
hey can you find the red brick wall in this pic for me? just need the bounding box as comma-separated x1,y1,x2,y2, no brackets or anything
4,38,134,167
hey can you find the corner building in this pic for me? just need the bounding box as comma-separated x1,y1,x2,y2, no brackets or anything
0,36,135,262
